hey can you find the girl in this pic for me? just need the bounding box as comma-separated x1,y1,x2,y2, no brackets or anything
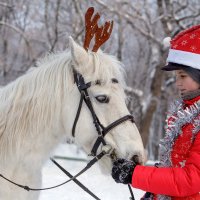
111,25,200,200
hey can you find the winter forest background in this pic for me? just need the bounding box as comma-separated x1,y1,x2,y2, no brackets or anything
0,0,200,160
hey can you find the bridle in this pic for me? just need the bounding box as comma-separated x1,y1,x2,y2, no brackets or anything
61,69,136,199
72,69,135,156
71,69,136,200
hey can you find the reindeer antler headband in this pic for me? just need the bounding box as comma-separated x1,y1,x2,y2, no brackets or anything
83,7,113,52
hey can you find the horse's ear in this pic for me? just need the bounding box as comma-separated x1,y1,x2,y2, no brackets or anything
69,36,89,72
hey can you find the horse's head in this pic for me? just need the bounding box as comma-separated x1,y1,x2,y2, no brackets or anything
64,37,145,173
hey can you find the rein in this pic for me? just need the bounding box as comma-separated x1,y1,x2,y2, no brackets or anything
0,150,109,192
0,69,135,200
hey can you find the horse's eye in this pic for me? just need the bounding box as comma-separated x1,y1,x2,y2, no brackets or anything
95,95,109,103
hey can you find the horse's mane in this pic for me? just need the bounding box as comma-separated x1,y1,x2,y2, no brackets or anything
0,49,126,157
37,50,126,85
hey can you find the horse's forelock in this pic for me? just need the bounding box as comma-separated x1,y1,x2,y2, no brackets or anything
84,52,127,88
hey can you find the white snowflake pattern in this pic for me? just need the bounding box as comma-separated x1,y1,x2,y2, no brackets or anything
190,34,196,39
181,40,188,45
173,44,178,49
190,46,197,51
179,160,186,168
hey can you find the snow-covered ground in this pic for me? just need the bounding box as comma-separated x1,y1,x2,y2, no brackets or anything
39,144,145,200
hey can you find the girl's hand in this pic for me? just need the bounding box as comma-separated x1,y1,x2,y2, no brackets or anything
111,158,136,184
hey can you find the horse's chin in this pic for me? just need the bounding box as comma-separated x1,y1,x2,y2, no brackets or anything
97,156,113,175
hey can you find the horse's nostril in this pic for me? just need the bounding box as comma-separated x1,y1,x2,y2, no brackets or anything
131,155,140,164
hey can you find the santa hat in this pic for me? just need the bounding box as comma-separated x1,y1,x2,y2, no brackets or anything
162,25,200,71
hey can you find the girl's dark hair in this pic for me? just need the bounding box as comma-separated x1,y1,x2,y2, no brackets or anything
183,66,200,84
162,62,200,84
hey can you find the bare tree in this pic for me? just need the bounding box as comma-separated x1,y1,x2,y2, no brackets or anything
1,0,200,159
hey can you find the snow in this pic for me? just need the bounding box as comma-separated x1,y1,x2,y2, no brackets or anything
39,144,145,200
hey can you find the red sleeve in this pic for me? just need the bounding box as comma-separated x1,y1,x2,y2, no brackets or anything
132,132,200,197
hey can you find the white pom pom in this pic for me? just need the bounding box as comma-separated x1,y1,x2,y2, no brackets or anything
163,37,171,48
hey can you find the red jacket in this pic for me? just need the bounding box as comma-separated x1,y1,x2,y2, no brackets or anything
132,96,200,199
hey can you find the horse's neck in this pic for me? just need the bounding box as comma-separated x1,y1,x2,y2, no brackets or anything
0,66,72,163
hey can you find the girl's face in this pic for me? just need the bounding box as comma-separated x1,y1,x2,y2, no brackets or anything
175,70,200,95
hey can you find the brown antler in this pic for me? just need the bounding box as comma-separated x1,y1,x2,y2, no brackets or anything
83,7,100,51
92,20,113,52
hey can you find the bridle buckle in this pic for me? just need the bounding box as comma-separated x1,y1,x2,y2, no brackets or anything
101,144,113,155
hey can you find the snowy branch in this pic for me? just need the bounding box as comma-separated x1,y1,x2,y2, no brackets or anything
0,21,32,60
0,2,13,9
92,0,162,46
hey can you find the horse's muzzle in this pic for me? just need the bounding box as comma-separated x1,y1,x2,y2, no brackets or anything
131,155,141,165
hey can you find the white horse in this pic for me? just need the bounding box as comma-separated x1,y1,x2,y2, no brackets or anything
0,37,145,200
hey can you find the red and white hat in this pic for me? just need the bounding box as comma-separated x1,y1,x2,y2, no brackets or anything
162,25,200,71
